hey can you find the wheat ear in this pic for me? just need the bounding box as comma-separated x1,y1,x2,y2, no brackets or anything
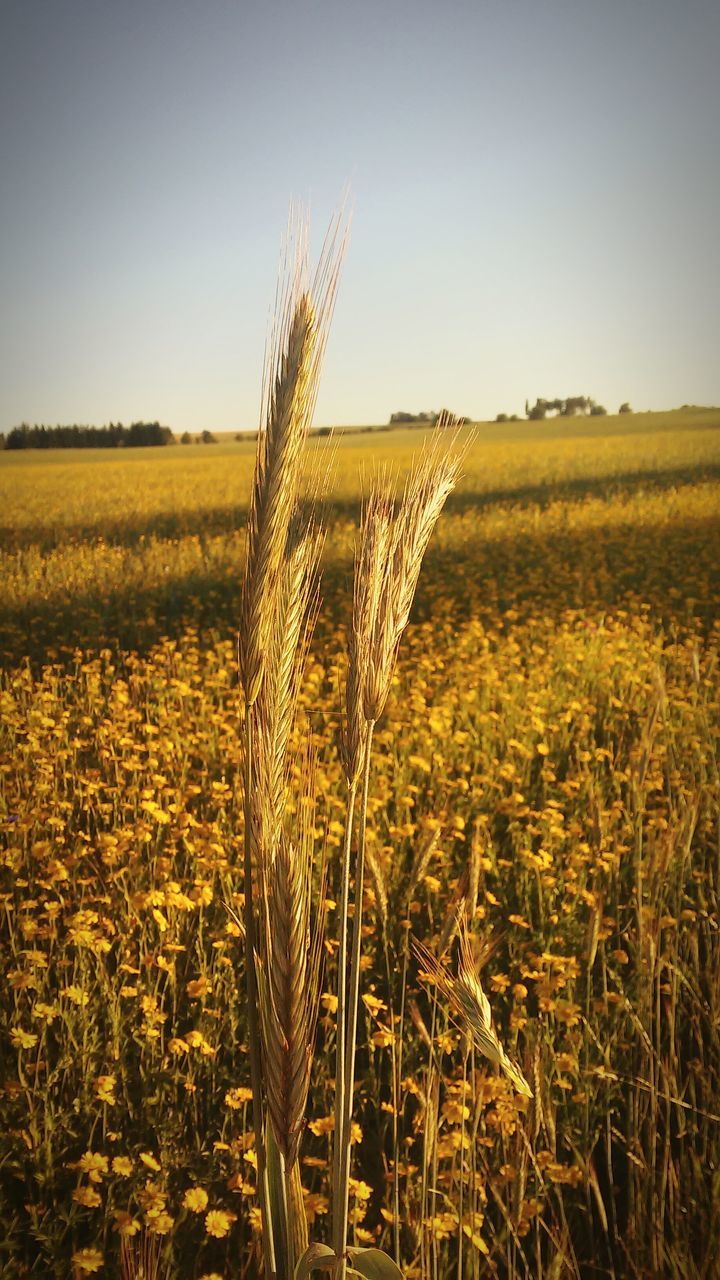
240,211,347,707
414,928,532,1097
252,526,322,856
341,482,395,784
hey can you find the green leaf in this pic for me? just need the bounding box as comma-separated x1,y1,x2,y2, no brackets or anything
346,1248,404,1280
295,1242,338,1280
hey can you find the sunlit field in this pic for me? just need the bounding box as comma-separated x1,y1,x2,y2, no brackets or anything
2,408,720,1278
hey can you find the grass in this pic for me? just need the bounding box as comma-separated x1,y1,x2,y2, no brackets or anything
1,396,719,1279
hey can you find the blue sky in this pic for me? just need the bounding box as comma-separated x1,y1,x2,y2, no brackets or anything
1,0,718,432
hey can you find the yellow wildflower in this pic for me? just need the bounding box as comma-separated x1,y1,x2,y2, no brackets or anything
205,1208,236,1238
72,1186,102,1208
183,1186,209,1213
78,1152,109,1183
71,1248,103,1273
95,1075,117,1105
10,1028,38,1050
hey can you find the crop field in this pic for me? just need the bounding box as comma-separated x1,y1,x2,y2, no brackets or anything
2,408,720,1279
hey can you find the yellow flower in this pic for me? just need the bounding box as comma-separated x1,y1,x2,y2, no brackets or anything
31,1001,58,1023
95,1075,117,1105
303,1192,329,1224
361,993,387,1014
308,1114,335,1136
137,1181,166,1213
78,1152,109,1183
183,1186,209,1213
10,1028,38,1050
61,983,89,1003
371,1027,393,1048
139,1152,161,1172
111,1156,133,1177
441,1100,471,1124
186,977,211,998
146,1210,174,1235
113,1210,141,1237
205,1209,236,1238
349,1179,372,1202
185,1030,215,1055
71,1248,103,1273
73,1186,102,1208
224,1086,253,1109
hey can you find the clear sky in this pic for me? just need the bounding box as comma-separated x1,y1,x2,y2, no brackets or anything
1,0,718,433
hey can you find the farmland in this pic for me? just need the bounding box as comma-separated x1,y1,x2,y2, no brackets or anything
2,408,720,1278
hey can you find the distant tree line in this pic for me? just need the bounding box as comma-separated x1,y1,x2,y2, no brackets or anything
494,398,632,422
4,422,175,449
390,410,437,424
524,396,608,420
389,409,468,426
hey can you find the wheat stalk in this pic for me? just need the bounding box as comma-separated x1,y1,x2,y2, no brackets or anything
238,206,347,1280
333,423,466,1273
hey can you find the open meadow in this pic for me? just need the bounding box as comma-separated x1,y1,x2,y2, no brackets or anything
2,408,720,1279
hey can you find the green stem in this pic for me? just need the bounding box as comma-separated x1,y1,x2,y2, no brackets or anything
243,701,276,1280
394,915,413,1266
332,779,359,1260
457,1049,467,1280
337,720,375,1276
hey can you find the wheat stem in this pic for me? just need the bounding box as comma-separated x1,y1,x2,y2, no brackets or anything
337,718,375,1278
243,701,276,1280
331,778,358,1260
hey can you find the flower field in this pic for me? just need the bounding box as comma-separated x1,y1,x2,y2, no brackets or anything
2,409,720,1278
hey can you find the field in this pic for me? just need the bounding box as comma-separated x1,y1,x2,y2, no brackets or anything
2,408,720,1279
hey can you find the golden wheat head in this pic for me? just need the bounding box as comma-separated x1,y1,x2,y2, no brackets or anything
414,927,532,1097
240,208,348,706
350,420,466,728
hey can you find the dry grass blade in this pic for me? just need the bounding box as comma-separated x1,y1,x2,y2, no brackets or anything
408,995,436,1058
414,928,532,1097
